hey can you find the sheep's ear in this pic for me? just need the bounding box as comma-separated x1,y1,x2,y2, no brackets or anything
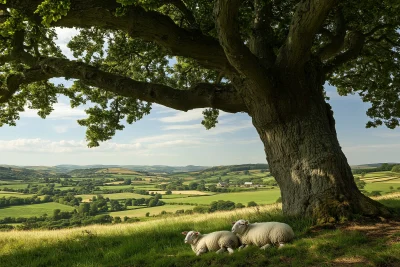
195,232,200,235
232,221,236,225
245,221,249,225
182,231,188,235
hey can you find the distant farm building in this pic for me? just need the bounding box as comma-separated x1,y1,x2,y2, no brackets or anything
217,182,229,188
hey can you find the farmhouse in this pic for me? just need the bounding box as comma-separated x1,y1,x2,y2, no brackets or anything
217,182,229,188
244,182,253,187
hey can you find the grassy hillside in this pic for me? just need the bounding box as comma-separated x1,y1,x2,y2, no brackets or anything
1,197,399,267
0,202,75,219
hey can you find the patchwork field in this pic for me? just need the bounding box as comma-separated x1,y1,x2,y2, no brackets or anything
0,203,75,219
163,189,281,205
76,193,151,202
0,191,35,198
107,205,196,218
364,183,400,194
147,190,211,195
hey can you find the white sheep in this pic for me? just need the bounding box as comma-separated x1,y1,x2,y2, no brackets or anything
231,219,294,250
182,230,240,256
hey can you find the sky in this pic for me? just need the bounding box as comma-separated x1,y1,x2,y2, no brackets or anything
0,28,399,167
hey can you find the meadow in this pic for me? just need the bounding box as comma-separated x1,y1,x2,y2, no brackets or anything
0,201,399,267
0,202,75,219
163,189,281,205
107,205,196,218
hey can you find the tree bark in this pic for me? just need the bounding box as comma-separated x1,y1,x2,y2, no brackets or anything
247,62,391,222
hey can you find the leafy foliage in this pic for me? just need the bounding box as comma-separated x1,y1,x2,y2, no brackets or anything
0,0,400,146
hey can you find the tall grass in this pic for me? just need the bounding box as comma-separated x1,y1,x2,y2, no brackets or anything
1,201,399,267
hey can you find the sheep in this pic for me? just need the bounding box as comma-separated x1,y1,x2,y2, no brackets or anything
231,219,294,250
182,230,240,256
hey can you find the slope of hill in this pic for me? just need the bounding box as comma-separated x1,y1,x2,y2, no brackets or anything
0,200,399,267
0,166,55,180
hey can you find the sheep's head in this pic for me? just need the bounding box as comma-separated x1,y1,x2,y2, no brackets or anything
182,231,200,244
231,219,249,234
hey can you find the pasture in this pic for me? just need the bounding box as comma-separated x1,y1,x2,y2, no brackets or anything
0,191,35,198
107,205,196,218
162,189,281,205
0,203,75,219
76,193,151,202
0,201,399,267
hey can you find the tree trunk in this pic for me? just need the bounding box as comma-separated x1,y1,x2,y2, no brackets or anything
248,65,391,222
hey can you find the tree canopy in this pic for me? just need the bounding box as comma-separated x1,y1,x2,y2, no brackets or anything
0,0,399,147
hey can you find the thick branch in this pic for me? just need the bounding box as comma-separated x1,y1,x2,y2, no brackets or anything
215,0,271,89
5,0,232,73
0,69,52,103
277,0,337,68
166,0,198,28
249,0,276,67
364,24,394,37
1,52,247,113
317,8,346,60
323,31,365,74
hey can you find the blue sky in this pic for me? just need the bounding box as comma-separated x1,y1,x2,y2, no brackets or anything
0,29,399,166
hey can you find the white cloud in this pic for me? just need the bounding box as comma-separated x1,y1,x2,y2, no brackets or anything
152,104,177,114
162,124,203,130
0,138,143,153
55,27,80,59
162,119,253,135
156,109,229,123
372,132,400,138
343,143,400,152
53,125,70,133
21,103,86,120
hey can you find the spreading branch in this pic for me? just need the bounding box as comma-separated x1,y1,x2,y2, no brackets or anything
317,8,346,60
0,53,247,113
4,0,232,73
277,0,337,68
323,31,365,74
166,0,198,28
215,0,271,89
249,0,276,67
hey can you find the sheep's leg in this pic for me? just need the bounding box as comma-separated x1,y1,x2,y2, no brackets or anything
196,247,207,256
238,244,248,250
216,247,227,254
260,244,271,250
226,247,235,254
278,243,285,249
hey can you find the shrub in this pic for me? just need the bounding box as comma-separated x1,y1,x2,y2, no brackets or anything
193,206,209,214
235,203,245,209
247,201,258,207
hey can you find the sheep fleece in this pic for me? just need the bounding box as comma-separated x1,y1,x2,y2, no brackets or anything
239,222,294,246
191,231,239,253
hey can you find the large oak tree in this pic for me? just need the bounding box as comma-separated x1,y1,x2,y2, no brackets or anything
1,0,399,221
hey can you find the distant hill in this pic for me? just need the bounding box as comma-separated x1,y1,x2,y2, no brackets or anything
53,164,210,173
351,163,400,169
0,166,57,180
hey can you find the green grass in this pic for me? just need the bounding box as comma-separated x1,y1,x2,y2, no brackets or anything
76,193,151,201
163,189,281,205
0,192,35,198
162,194,193,199
364,183,400,193
107,205,195,218
0,202,74,219
0,201,399,267
99,185,134,190
0,183,30,189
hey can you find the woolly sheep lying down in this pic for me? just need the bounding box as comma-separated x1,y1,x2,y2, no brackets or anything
182,230,240,256
231,219,294,250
